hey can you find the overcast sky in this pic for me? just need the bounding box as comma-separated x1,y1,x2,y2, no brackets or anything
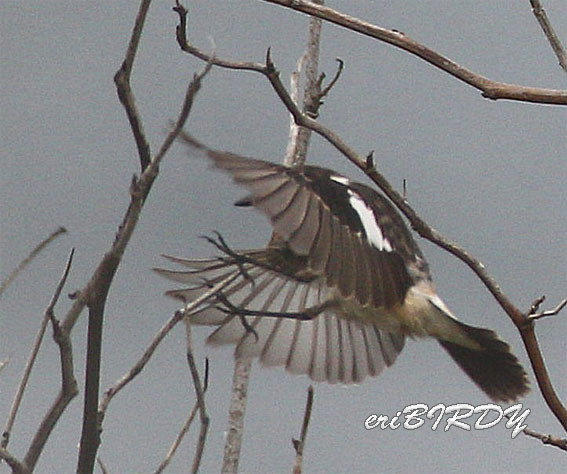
2,1,566,473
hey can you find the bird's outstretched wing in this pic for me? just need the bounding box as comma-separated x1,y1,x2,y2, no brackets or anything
155,253,405,384
179,133,429,310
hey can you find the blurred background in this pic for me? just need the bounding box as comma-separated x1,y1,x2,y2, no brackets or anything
2,1,566,472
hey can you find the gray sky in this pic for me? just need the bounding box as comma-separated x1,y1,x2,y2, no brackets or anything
2,1,566,472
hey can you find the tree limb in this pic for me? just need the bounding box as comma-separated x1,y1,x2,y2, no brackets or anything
259,0,566,105
183,322,209,474
3,250,79,473
292,386,314,474
72,2,213,470
529,0,567,73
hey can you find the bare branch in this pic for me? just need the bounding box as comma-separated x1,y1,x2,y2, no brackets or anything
99,275,237,421
522,426,567,451
11,250,79,473
284,50,309,166
292,386,315,474
114,0,153,170
154,360,208,474
1,249,75,454
289,0,324,166
76,15,214,473
221,359,252,473
183,322,209,474
0,447,25,473
258,0,566,105
0,226,66,298
530,0,567,73
173,1,265,73
528,297,567,321
99,311,184,424
155,401,200,474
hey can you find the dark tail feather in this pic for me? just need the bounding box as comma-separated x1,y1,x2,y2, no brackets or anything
439,323,529,402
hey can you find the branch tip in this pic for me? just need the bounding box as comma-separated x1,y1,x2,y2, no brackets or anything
528,297,567,321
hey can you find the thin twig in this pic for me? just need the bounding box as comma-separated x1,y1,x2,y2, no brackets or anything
529,0,567,73
96,457,110,474
528,298,567,321
114,0,153,170
522,426,567,451
258,0,566,105
155,401,200,474
154,360,209,474
18,250,78,472
292,386,314,474
0,447,25,473
99,274,238,420
184,321,209,474
173,1,265,73
0,226,66,298
1,249,75,451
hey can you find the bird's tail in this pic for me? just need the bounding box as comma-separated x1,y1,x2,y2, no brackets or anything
438,321,529,402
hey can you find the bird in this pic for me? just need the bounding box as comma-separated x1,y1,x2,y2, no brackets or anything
154,134,529,402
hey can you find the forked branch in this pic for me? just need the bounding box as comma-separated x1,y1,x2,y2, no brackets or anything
259,0,566,105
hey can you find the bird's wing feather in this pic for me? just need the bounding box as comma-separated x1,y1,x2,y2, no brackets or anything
154,255,405,384
179,133,421,309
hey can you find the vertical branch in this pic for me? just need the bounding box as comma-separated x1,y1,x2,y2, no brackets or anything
221,359,252,473
222,3,324,471
2,240,69,451
114,0,153,170
184,321,209,474
292,386,314,474
21,250,78,472
284,0,324,166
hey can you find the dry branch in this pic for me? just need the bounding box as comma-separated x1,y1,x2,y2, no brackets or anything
221,359,252,473
154,357,208,474
530,0,567,73
522,427,567,451
184,322,209,474
292,386,315,474
55,0,214,469
260,0,567,105
0,250,78,473
0,227,66,298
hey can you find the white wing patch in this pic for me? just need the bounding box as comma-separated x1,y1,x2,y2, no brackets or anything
347,190,393,252
329,175,350,186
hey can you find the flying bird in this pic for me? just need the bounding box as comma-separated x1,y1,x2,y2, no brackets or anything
154,135,529,402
